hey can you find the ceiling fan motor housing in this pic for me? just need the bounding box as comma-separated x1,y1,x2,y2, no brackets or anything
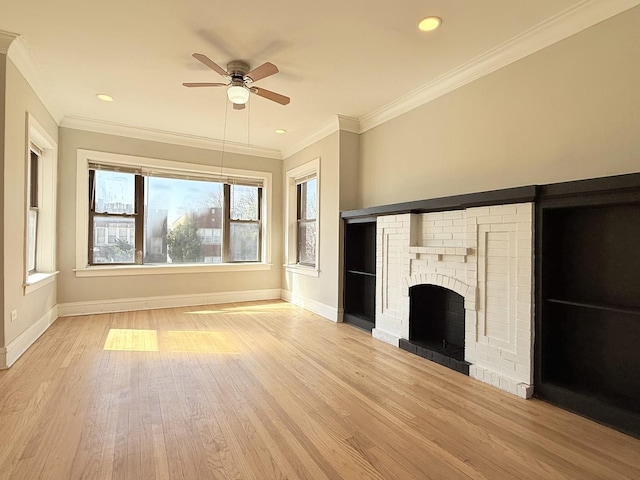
227,60,250,80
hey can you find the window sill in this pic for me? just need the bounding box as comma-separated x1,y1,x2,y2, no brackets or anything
74,263,272,277
285,264,320,277
24,271,59,295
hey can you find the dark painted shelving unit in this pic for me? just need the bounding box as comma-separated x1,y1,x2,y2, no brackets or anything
536,176,640,438
343,218,376,332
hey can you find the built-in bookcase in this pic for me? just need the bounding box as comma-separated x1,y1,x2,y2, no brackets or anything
536,176,640,438
343,218,376,331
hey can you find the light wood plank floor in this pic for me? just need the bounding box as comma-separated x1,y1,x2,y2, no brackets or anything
1,300,638,479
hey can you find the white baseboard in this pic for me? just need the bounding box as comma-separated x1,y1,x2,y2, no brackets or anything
57,289,282,317
1,305,58,369
372,328,401,346
280,289,341,322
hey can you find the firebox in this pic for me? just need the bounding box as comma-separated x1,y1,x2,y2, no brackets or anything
399,284,470,375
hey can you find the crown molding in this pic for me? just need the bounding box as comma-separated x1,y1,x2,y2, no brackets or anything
282,114,359,159
5,34,65,123
359,0,640,133
0,30,18,54
337,115,360,134
61,116,283,160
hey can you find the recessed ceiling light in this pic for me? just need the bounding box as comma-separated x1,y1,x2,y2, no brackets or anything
275,129,287,134
418,16,442,32
96,93,114,102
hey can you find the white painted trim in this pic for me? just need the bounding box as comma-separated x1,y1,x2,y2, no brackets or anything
6,35,64,123
24,271,58,295
284,265,319,277
0,30,18,54
74,263,272,277
359,0,640,133
25,113,58,285
372,328,401,347
337,115,360,134
58,288,281,317
62,116,282,159
282,115,359,159
1,306,58,369
284,157,321,270
280,289,339,322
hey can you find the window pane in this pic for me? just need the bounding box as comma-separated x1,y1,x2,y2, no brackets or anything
230,185,258,221
94,170,135,214
229,223,259,262
92,216,135,263
145,176,222,264
298,220,316,266
304,178,317,220
27,209,37,271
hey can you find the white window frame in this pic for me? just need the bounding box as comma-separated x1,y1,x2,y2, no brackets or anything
24,114,58,294
75,149,272,277
285,157,320,277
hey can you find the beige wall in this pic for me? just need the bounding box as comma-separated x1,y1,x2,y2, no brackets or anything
281,129,361,315
282,132,341,311
0,54,6,348
57,127,283,305
359,7,640,208
3,58,58,347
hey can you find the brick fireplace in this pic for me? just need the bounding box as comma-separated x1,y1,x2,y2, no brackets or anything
372,204,534,398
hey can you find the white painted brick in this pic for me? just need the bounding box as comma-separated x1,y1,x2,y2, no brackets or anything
502,351,530,366
515,363,531,378
434,219,453,227
478,216,500,224
433,233,452,240
516,204,533,215
503,214,531,223
491,205,518,215
468,207,490,217
443,211,464,220
516,383,534,399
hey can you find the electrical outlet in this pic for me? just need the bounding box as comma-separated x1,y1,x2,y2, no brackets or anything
11,309,17,322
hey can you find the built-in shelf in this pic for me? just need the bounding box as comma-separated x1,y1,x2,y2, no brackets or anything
343,219,376,331
546,298,640,316
347,270,376,277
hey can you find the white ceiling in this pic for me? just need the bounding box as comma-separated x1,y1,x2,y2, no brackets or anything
1,0,635,157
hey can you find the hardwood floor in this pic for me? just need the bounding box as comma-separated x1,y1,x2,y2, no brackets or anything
1,300,638,479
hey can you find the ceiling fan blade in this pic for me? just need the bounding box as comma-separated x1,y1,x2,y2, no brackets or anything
183,82,227,87
233,103,246,110
192,53,228,77
252,87,290,105
246,62,279,82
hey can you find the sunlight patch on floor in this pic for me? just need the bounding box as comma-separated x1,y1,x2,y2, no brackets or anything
104,329,159,352
104,328,243,354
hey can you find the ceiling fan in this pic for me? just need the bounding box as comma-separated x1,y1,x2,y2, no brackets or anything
183,53,290,110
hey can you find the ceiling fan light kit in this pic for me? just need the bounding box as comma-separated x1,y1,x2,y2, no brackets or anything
227,84,250,104
184,53,290,107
